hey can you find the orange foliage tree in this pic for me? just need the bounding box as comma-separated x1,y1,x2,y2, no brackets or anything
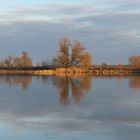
55,38,92,67
129,55,140,66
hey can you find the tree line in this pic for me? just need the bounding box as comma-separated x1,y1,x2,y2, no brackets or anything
0,51,32,68
0,37,140,68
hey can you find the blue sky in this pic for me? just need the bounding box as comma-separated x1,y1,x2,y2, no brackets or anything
0,0,140,64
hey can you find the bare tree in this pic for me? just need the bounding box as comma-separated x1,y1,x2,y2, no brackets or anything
4,56,13,67
55,38,92,67
0,51,32,68
80,52,92,67
20,51,32,67
13,56,22,67
129,55,140,67
71,41,85,65
0,59,5,67
57,38,71,67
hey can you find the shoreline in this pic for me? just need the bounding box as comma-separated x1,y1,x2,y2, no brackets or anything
0,66,140,76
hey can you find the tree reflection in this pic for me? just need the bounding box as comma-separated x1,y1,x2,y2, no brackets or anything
53,76,92,105
57,77,70,105
129,76,140,89
0,75,92,105
0,75,32,91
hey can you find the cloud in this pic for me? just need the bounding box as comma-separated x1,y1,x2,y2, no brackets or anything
0,1,140,64
0,4,95,23
0,2,140,27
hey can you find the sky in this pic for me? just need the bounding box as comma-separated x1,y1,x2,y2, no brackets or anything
0,0,140,64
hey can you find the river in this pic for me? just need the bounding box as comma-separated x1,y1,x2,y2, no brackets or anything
0,75,140,140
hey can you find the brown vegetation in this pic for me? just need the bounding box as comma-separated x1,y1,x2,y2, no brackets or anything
0,51,32,68
129,55,140,67
0,38,140,76
54,38,92,67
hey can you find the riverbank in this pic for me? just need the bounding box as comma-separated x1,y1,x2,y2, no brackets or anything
0,65,140,76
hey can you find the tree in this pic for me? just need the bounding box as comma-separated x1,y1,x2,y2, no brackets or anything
55,38,92,67
13,56,22,67
41,60,50,67
20,51,32,67
0,59,5,67
57,38,71,67
71,41,85,65
80,52,92,66
4,56,13,67
129,55,140,67
0,51,32,68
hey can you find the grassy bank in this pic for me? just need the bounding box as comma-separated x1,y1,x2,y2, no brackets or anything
0,65,140,76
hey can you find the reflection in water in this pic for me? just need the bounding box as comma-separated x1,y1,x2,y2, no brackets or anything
0,75,92,105
53,76,92,105
129,76,140,89
0,75,140,104
0,75,140,139
0,75,32,91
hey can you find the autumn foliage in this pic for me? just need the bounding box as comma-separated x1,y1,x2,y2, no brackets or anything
129,55,140,66
55,38,92,67
0,51,32,68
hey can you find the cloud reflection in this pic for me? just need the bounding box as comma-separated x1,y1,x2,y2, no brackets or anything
0,75,140,139
38,75,92,105
0,75,32,91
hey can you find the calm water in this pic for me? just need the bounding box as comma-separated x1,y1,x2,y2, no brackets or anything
0,75,140,140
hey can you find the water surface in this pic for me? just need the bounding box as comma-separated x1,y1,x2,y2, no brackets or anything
0,75,140,140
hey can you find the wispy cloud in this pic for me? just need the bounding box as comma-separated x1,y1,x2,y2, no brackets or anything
0,0,140,64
